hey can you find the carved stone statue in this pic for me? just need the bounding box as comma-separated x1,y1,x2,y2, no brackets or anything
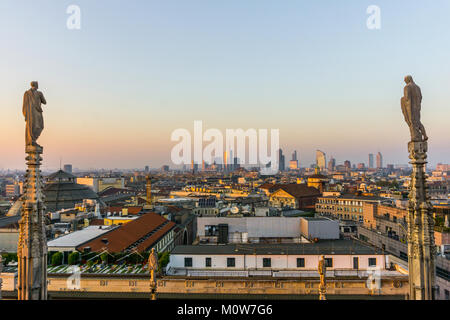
23,81,46,147
148,248,159,300
318,255,327,300
148,248,159,274
401,75,427,142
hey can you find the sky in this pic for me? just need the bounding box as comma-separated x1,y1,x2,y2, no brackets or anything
0,0,449,171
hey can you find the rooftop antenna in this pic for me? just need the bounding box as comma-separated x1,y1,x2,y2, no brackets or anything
59,157,62,170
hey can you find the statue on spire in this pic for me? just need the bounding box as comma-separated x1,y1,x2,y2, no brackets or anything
401,75,428,142
23,81,46,148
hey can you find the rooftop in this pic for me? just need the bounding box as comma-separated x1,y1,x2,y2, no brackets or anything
106,216,139,220
301,217,331,221
46,170,76,182
319,194,383,201
271,184,321,198
171,240,383,255
47,225,118,248
77,212,176,253
0,215,20,229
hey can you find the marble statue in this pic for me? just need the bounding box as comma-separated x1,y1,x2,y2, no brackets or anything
23,81,46,147
148,248,159,274
401,75,428,142
318,255,327,300
148,248,159,300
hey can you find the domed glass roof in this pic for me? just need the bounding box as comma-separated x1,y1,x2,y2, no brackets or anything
44,170,99,212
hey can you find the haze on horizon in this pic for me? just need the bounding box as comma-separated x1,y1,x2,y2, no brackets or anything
1,0,449,171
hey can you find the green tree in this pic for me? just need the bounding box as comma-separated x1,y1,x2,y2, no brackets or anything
2,253,18,266
51,252,63,266
127,253,140,264
434,216,444,227
68,251,80,265
100,252,109,264
158,251,170,272
86,260,94,268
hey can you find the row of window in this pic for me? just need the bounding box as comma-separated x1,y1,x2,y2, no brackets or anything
184,257,377,268
155,231,173,252
318,199,364,206
316,205,363,213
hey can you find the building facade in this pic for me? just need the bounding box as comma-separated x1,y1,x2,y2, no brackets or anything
316,194,383,222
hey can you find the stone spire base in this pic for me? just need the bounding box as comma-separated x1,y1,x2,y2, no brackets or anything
406,140,436,300
17,145,48,300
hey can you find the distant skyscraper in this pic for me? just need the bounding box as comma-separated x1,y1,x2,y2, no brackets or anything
327,157,335,172
233,157,240,170
344,160,351,170
191,160,198,173
376,152,383,169
63,164,72,173
316,150,326,171
292,150,297,161
368,153,374,169
144,165,149,173
278,149,285,172
223,150,233,171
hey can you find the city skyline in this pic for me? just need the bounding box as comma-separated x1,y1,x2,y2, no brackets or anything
1,1,450,170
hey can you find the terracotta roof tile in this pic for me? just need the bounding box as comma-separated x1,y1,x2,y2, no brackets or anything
89,219,104,226
271,184,321,198
77,212,175,253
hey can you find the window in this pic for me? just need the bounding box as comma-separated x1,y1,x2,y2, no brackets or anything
297,258,305,268
205,225,218,236
205,257,211,267
184,257,192,267
368,258,377,267
227,258,235,267
399,251,408,262
353,257,359,269
325,258,333,268
263,258,271,268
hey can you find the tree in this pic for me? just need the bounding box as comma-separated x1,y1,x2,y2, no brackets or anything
158,251,170,272
86,260,94,268
1,252,18,266
51,252,63,266
68,251,80,265
100,252,109,264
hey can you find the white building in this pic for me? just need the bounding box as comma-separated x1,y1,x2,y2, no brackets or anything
300,217,339,240
166,240,389,277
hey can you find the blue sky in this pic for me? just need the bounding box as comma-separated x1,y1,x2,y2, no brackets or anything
0,0,449,170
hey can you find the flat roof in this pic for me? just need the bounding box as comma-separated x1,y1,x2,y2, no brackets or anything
105,216,138,220
301,217,331,221
47,225,117,248
319,194,383,201
171,240,383,256
0,216,20,228
158,198,194,202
